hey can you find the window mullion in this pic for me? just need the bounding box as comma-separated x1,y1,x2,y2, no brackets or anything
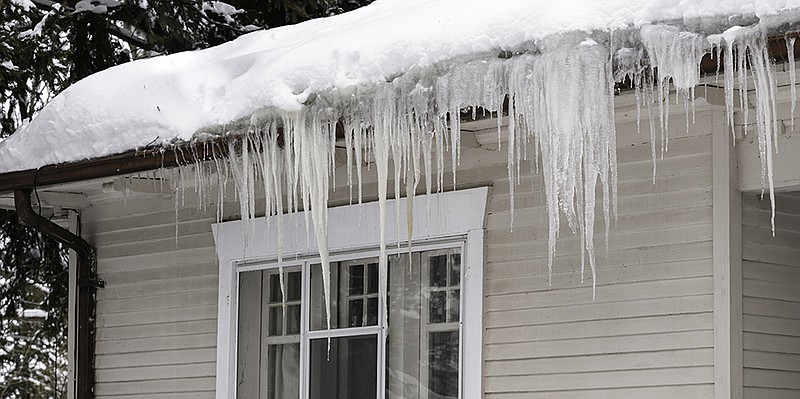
300,260,310,399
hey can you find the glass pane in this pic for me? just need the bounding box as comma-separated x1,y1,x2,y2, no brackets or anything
269,270,303,302
287,271,302,301
311,260,379,330
237,266,301,398
366,297,378,326
266,343,300,399
309,335,378,399
449,290,460,323
268,306,283,336
429,255,447,287
386,248,462,399
449,254,461,287
428,331,459,398
348,299,364,327
366,263,378,294
349,264,365,295
310,263,339,330
287,304,301,335
269,274,282,303
429,290,447,324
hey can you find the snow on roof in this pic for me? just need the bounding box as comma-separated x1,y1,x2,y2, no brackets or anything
1,0,800,173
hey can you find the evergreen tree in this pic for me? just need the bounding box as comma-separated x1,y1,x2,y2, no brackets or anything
0,0,371,397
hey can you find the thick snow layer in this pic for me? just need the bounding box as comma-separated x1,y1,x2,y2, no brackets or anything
2,0,800,173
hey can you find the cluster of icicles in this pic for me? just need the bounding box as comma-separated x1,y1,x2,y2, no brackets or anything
167,23,792,331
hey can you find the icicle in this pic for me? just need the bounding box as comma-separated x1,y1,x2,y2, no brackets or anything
788,36,797,131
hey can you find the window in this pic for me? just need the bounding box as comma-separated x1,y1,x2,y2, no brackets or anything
214,187,487,399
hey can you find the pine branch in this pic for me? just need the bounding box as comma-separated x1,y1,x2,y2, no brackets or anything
105,23,155,52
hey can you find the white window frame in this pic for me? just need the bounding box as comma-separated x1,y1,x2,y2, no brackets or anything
213,187,488,399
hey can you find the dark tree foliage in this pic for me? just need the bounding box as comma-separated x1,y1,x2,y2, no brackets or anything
0,0,371,397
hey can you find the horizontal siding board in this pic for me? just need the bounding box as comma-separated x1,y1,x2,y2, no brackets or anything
95,348,217,369
94,377,215,396
743,279,800,303
485,276,713,312
96,289,218,314
485,313,713,344
96,304,217,328
96,362,216,382
483,384,713,399
484,366,713,392
96,319,218,341
743,332,800,355
743,314,800,337
97,275,217,300
743,351,800,372
95,333,217,355
743,261,800,284
486,259,712,295
95,232,215,260
744,369,800,389
486,241,713,280
743,297,800,320
484,330,714,361
743,387,800,399
484,348,713,376
485,294,713,328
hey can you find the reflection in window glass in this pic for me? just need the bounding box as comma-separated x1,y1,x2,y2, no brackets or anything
237,267,301,399
311,260,379,330
386,248,461,399
267,344,300,399
429,331,459,398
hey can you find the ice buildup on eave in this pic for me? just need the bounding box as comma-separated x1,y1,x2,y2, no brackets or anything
3,0,800,316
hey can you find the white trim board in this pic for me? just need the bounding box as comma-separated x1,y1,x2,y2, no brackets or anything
213,187,488,399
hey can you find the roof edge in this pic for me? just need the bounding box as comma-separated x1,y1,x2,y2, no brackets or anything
0,138,231,193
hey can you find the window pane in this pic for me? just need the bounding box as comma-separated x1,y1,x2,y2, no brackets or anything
286,271,302,301
349,264,365,295
348,299,364,327
429,291,447,324
286,304,301,335
268,306,282,336
449,290,460,323
449,254,461,287
268,270,303,302
366,262,378,294
429,255,447,287
269,274,282,303
309,335,378,399
266,343,300,399
311,260,379,330
366,297,378,326
237,266,301,398
428,331,459,398
386,248,461,399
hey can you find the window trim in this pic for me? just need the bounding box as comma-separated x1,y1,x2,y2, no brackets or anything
213,187,488,399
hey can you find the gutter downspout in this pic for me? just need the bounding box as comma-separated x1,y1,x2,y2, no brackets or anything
14,189,103,399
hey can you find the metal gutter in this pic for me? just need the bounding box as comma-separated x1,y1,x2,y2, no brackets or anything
0,139,230,193
14,189,103,399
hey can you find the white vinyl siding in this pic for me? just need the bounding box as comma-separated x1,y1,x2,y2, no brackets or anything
482,110,715,398
84,199,219,398
741,192,800,399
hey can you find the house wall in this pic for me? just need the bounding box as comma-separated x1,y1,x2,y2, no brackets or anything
741,192,800,399
82,199,219,398
80,106,717,398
